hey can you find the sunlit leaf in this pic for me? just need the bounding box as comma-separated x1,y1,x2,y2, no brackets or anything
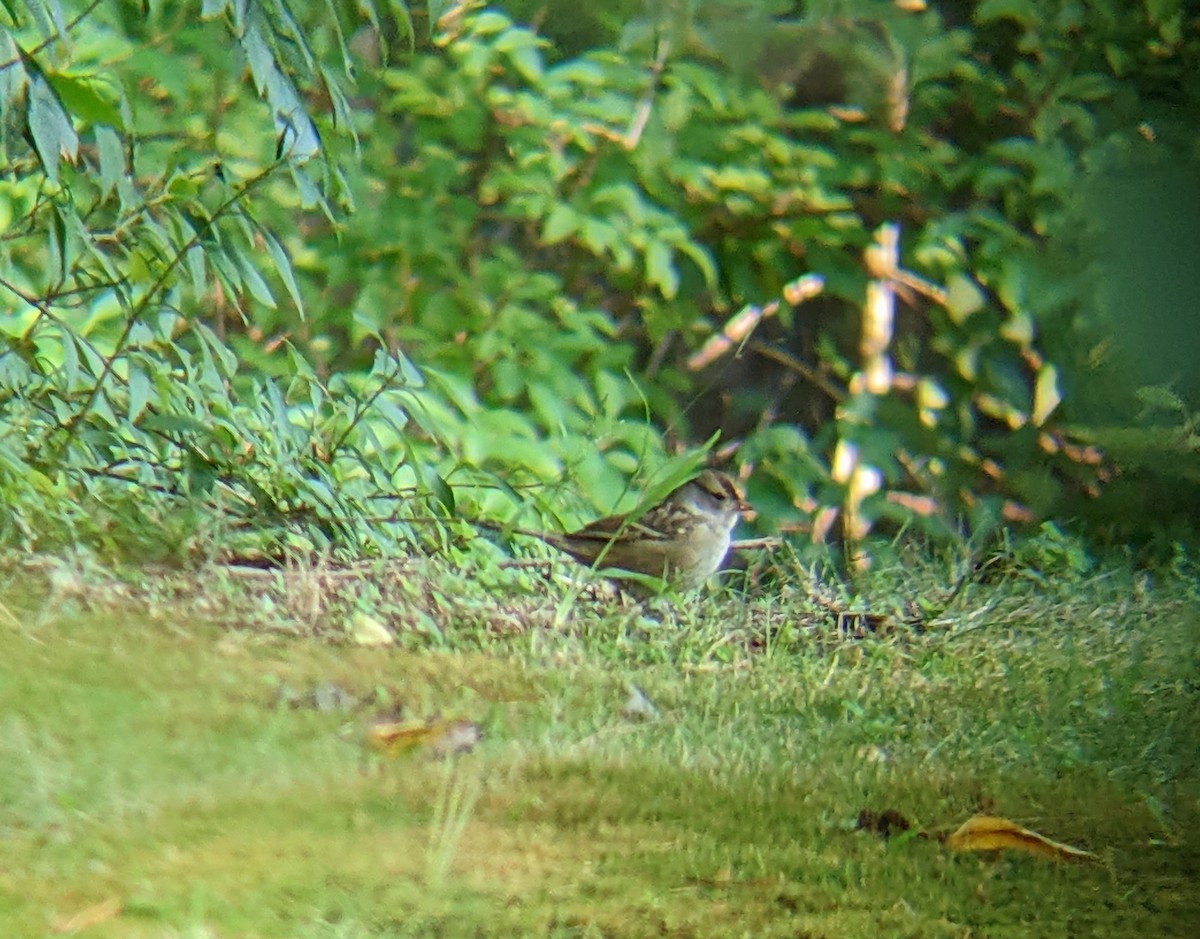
349,611,394,646
945,815,1097,862
945,273,985,324
368,716,481,757
1032,364,1061,426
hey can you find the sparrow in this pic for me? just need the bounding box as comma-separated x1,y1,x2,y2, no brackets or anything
489,469,750,591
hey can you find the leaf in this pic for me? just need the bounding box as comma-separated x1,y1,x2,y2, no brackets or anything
94,123,125,197
1032,364,1061,426
127,363,152,423
424,468,456,513
234,249,277,309
945,815,1097,862
240,21,275,97
185,245,206,296
1135,385,1186,414
494,27,543,82
541,204,578,244
263,231,305,319
44,70,124,129
945,273,985,324
25,63,79,181
51,896,122,933
40,0,69,48
1059,73,1113,102
671,235,717,289
348,611,394,646
645,240,679,299
368,716,481,758
385,0,416,51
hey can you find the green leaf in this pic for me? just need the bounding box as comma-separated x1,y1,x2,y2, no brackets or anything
95,124,125,197
44,70,124,129
26,66,78,181
470,11,512,35
263,231,306,319
58,327,80,388
234,248,277,309
185,245,206,297
645,241,679,299
128,363,152,423
91,389,117,428
542,204,578,244
1058,73,1113,102
945,273,985,324
241,21,276,97
386,0,416,51
1135,385,1186,414
673,239,718,289
494,28,544,82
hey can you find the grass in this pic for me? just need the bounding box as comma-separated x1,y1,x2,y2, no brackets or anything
1,547,1197,937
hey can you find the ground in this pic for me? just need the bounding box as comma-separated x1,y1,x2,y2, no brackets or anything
1,548,1197,937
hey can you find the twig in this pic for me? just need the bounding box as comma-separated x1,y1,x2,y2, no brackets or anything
623,37,671,150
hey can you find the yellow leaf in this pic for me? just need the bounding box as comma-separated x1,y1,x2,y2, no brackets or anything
1032,364,1062,426
944,273,985,325
945,815,1097,862
368,717,481,758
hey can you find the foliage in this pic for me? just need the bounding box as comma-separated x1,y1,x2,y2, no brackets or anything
0,0,468,557
1,0,1198,560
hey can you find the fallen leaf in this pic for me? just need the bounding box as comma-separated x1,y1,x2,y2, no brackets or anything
349,611,394,646
52,897,121,933
368,716,481,758
945,815,1097,862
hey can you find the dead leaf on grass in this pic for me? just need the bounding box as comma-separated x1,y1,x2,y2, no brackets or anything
945,815,1097,862
368,716,481,758
348,611,394,646
52,897,121,933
